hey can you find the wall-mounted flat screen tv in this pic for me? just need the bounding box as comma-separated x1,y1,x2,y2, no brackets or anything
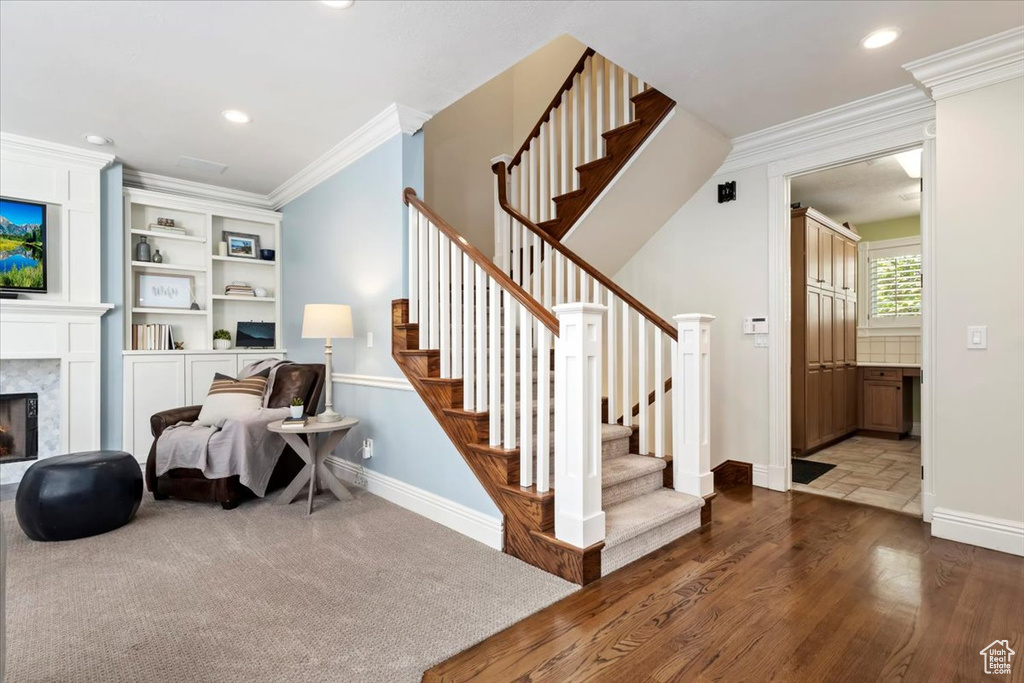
0,197,48,292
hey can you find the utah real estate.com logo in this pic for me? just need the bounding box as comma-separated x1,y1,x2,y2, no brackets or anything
980,640,1015,675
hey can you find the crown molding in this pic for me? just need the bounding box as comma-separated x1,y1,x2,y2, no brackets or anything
904,26,1024,100
718,86,934,175
267,102,430,209
122,169,275,211
0,132,115,169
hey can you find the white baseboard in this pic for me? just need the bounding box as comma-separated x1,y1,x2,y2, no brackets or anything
911,422,921,437
324,456,504,550
752,464,769,489
931,507,1024,556
922,491,936,523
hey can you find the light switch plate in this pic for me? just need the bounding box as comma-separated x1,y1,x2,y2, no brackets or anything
967,325,987,349
754,334,769,348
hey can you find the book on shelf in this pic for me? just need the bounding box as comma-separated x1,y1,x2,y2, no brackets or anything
224,284,255,297
280,416,308,429
147,223,189,235
132,323,175,351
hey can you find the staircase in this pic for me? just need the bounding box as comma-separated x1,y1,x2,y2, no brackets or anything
392,47,715,585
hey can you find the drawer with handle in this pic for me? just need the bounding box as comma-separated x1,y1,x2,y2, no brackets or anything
864,368,900,381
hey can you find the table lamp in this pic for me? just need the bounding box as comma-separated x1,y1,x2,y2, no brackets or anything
302,304,353,422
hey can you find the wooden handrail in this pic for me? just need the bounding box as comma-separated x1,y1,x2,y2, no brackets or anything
509,47,595,169
403,188,560,336
491,163,677,341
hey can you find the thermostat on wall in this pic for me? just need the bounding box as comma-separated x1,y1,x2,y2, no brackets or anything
743,317,768,335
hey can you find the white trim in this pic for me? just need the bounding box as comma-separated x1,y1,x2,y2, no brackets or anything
919,130,937,522
267,103,430,209
332,372,413,391
752,464,769,489
911,422,921,437
123,169,274,211
857,326,921,337
123,186,281,223
803,207,861,242
324,456,503,549
0,132,114,169
905,27,1024,100
719,86,934,175
0,300,113,317
931,507,1024,557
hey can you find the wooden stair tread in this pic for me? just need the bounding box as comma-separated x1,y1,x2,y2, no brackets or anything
630,88,663,103
602,119,644,140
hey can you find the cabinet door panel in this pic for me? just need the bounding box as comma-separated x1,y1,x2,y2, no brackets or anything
126,356,185,459
819,230,834,290
845,298,857,363
807,370,822,447
847,366,859,431
237,352,284,376
821,368,835,441
832,235,845,293
834,366,848,437
862,381,901,432
186,354,239,406
820,292,834,366
805,222,821,286
844,240,858,294
806,288,821,367
834,297,846,365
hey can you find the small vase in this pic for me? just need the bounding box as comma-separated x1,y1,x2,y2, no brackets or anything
135,236,151,262
290,405,303,419
213,339,231,350
152,249,163,264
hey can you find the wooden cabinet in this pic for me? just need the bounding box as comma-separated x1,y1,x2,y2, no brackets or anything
791,208,861,455
859,367,913,437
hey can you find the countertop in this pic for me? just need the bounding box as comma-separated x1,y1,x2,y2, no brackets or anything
857,362,921,369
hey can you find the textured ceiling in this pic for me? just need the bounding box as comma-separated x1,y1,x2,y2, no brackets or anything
1,1,1020,193
791,152,921,226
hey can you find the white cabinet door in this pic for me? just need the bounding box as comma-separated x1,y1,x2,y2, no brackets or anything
236,352,284,375
124,355,185,460
186,354,239,405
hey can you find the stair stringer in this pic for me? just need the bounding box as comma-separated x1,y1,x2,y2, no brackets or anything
391,299,603,585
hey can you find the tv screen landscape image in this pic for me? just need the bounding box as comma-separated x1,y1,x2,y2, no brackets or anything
0,198,47,292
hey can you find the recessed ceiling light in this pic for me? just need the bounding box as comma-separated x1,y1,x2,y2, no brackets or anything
222,109,252,124
321,0,354,8
84,134,112,146
860,28,901,50
894,149,922,178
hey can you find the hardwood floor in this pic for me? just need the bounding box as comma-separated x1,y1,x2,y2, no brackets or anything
424,483,1024,682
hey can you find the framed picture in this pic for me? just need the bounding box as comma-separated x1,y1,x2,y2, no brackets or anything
136,272,194,309
236,321,275,348
223,231,261,259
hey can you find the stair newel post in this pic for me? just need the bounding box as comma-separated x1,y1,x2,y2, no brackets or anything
553,302,607,549
672,314,716,498
491,155,513,272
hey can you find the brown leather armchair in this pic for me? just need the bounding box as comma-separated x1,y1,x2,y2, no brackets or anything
145,363,326,509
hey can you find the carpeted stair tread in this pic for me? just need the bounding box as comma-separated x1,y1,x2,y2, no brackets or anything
602,454,665,489
603,488,703,549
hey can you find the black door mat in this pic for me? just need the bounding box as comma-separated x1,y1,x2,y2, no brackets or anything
792,459,836,485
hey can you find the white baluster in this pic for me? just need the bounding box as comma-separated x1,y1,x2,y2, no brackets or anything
530,138,539,224
567,262,577,302
476,265,487,412
555,251,565,306
519,304,534,488
451,244,462,380
439,234,451,378
572,72,581,191
607,292,617,425
494,172,507,270
549,109,558,206
521,224,532,294
560,91,569,196
542,243,553,310
595,55,604,155
608,62,618,130
637,317,647,454
503,294,517,449
418,212,428,332
532,233,542,300
539,123,549,223
536,322,551,492
673,314,715,498
427,222,439,349
510,210,521,286
622,303,632,427
408,204,418,324
488,279,501,446
583,59,592,163
519,152,529,226
654,327,664,458
623,68,632,121
553,302,606,548
463,254,473,411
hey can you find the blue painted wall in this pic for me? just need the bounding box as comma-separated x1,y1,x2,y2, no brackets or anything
100,163,124,450
281,133,498,517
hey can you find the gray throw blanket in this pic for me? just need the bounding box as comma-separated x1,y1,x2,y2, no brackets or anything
155,359,294,497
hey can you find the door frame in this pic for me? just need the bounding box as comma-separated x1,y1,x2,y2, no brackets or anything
766,118,937,522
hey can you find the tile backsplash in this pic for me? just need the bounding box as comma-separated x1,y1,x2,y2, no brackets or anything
856,335,921,365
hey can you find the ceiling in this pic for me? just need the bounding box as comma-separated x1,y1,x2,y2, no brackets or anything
1,1,1021,194
790,152,921,226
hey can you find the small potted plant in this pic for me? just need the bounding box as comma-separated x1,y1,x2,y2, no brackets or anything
213,329,232,350
289,397,304,419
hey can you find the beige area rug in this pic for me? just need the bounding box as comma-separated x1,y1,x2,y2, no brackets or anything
1,490,576,682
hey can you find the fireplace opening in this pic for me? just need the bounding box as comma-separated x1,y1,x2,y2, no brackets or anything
0,392,39,463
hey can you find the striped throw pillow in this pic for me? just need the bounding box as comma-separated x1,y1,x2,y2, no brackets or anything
196,371,269,426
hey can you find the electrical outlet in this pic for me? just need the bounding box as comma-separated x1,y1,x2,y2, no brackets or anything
362,438,373,459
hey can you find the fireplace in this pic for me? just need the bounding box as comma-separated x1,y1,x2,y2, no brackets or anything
0,392,39,463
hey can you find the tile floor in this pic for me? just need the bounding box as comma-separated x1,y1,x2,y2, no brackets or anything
793,435,922,516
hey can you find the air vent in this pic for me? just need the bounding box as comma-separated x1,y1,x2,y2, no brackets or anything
900,191,921,201
176,156,228,175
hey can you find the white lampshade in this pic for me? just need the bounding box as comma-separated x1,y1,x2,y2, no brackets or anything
302,304,354,339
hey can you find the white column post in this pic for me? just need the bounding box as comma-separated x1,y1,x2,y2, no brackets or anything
553,302,606,549
672,314,715,498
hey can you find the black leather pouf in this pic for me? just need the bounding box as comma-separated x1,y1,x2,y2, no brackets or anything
15,451,143,542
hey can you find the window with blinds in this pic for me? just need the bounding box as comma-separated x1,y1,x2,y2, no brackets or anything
869,253,921,318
